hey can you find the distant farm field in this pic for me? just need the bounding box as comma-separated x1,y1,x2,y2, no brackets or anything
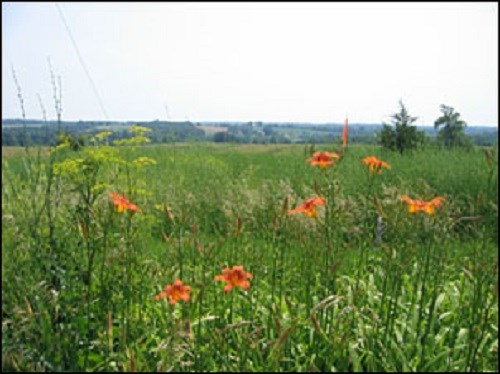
2,142,498,372
2,146,48,157
196,125,228,134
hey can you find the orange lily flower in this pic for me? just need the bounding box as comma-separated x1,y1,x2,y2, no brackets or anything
109,192,140,214
307,151,341,169
401,195,444,215
362,156,391,174
214,265,253,294
154,279,192,305
288,197,326,219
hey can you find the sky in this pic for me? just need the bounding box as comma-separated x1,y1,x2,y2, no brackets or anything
2,2,498,126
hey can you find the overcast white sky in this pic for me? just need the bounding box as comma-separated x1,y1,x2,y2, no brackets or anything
2,2,498,125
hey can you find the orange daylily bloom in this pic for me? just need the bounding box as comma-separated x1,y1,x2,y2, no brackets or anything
362,156,391,174
214,265,253,294
154,279,192,305
288,197,326,219
154,292,167,301
109,192,140,214
127,203,140,214
401,195,444,215
307,151,341,169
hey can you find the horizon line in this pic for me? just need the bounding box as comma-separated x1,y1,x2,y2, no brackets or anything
2,117,498,128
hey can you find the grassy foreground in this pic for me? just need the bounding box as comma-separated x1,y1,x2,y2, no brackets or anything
2,138,498,372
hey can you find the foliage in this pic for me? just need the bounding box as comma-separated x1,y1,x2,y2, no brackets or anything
213,131,239,143
1,120,206,146
2,118,497,146
379,123,397,150
55,132,87,151
434,105,473,148
2,140,498,372
379,100,428,153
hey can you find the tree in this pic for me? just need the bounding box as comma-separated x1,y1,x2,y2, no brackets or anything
379,100,426,153
379,123,396,151
434,105,472,148
213,131,238,143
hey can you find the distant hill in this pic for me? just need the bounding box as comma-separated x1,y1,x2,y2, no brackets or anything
1,119,205,146
1,119,497,146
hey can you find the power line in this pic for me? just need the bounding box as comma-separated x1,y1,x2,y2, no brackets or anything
55,2,110,119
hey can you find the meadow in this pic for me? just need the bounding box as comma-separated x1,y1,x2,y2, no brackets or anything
2,131,498,372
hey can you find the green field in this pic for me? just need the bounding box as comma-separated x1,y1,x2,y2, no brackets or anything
2,140,498,372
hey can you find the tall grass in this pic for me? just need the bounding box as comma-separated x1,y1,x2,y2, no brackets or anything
2,141,498,372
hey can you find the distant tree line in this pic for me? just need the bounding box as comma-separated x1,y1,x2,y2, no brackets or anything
1,120,206,147
1,115,497,147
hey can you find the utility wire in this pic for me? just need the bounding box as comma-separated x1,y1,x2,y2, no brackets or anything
55,2,110,119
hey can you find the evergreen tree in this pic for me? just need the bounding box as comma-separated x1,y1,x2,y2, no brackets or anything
379,123,396,151
379,100,426,153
